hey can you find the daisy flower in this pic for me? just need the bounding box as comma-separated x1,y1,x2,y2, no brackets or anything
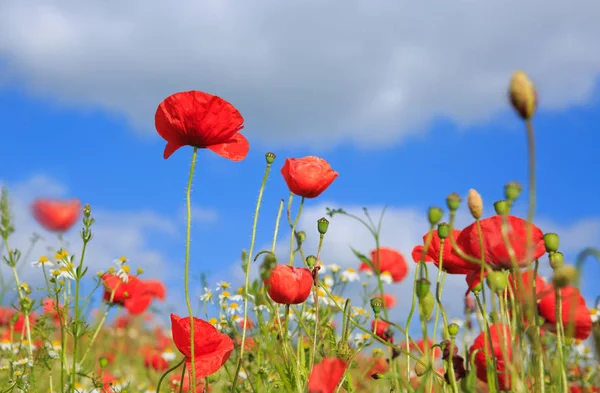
216,281,231,291
161,348,176,362
227,302,241,316
31,256,54,269
380,271,393,284
340,267,359,282
328,264,341,273
199,287,213,303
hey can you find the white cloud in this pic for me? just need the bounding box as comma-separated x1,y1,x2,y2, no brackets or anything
0,176,182,320
178,205,219,225
1,2,600,148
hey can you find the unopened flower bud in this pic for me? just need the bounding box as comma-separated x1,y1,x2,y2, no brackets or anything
549,252,564,270
336,341,353,362
265,152,276,164
509,71,537,121
99,356,109,369
552,265,578,289
504,181,522,202
486,271,508,293
446,192,462,212
317,217,329,235
415,359,429,377
295,231,306,245
371,373,385,380
467,189,483,220
370,298,383,315
136,267,144,275
543,233,560,253
428,207,443,226
419,292,435,321
306,255,317,268
437,223,450,239
416,279,431,299
494,200,510,216
448,323,460,337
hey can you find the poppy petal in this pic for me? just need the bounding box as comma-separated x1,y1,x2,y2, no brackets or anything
163,141,184,159
207,132,249,161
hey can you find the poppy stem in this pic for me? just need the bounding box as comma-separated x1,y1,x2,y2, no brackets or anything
233,154,273,392
184,147,198,392
156,357,186,393
287,196,305,266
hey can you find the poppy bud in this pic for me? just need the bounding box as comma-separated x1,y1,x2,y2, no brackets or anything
446,192,462,212
99,356,109,369
448,323,460,337
306,255,317,268
552,265,578,289
486,271,508,293
549,251,564,270
437,222,450,239
416,279,431,299
370,298,383,315
419,292,435,320
336,341,353,361
543,233,560,253
317,217,329,235
504,181,522,202
509,71,537,121
467,189,483,220
265,152,276,164
493,200,510,216
371,373,385,380
428,207,443,226
415,359,429,376
295,231,306,246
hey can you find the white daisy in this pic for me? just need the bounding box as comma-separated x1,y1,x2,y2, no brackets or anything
380,271,393,284
590,307,599,323
323,275,334,288
31,256,54,268
200,287,213,303
161,348,176,361
219,291,232,302
340,267,360,282
450,318,464,328
216,281,231,291
227,302,241,316
253,304,269,313
328,264,341,273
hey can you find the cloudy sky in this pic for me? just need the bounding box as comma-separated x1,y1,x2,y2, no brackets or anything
1,1,599,331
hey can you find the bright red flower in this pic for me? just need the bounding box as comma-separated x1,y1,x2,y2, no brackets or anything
537,285,592,340
155,91,248,161
359,247,407,283
469,324,514,391
101,274,160,315
368,356,389,375
0,307,13,326
411,338,441,360
464,270,488,296
456,215,545,269
142,280,166,301
264,265,313,305
31,198,81,232
144,350,169,371
371,320,393,343
237,318,254,330
307,357,348,393
170,314,234,379
375,293,397,308
507,270,547,304
12,312,37,333
411,229,477,274
570,385,600,393
281,156,338,199
42,298,65,325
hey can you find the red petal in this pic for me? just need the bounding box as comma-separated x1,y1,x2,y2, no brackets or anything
163,141,184,159
207,132,249,161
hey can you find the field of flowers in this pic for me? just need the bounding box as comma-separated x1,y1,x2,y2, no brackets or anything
1,71,599,393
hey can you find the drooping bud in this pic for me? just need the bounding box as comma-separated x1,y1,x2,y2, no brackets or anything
504,181,522,202
493,200,510,216
416,279,431,299
509,71,537,121
437,222,450,239
549,251,564,270
446,193,462,212
552,265,578,289
467,189,483,220
486,271,508,293
543,233,560,253
265,152,276,164
428,207,443,226
419,292,435,321
317,217,329,235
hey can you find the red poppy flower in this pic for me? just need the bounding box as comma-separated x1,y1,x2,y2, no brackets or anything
12,312,37,333
144,350,169,371
375,293,397,308
31,198,81,232
42,298,65,325
264,265,313,305
359,247,408,283
570,385,600,393
411,229,477,274
469,324,513,391
371,320,393,343
142,280,166,301
411,338,441,360
456,215,545,269
237,318,254,330
464,270,487,296
537,285,592,340
507,270,547,304
0,307,13,326
368,356,389,375
281,156,338,199
170,314,234,379
101,274,157,315
155,91,248,161
307,357,348,393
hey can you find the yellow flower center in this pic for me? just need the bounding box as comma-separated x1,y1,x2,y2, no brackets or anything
221,291,231,298
208,317,218,325
237,287,244,295
38,256,49,263
108,267,115,274
52,270,60,277
230,302,240,310
119,256,127,263
122,265,130,274
346,268,355,273
590,308,598,316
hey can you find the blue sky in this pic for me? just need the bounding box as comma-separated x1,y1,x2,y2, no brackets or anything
1,2,600,330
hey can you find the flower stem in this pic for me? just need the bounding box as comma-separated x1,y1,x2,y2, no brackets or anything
287,195,305,266
184,147,198,391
